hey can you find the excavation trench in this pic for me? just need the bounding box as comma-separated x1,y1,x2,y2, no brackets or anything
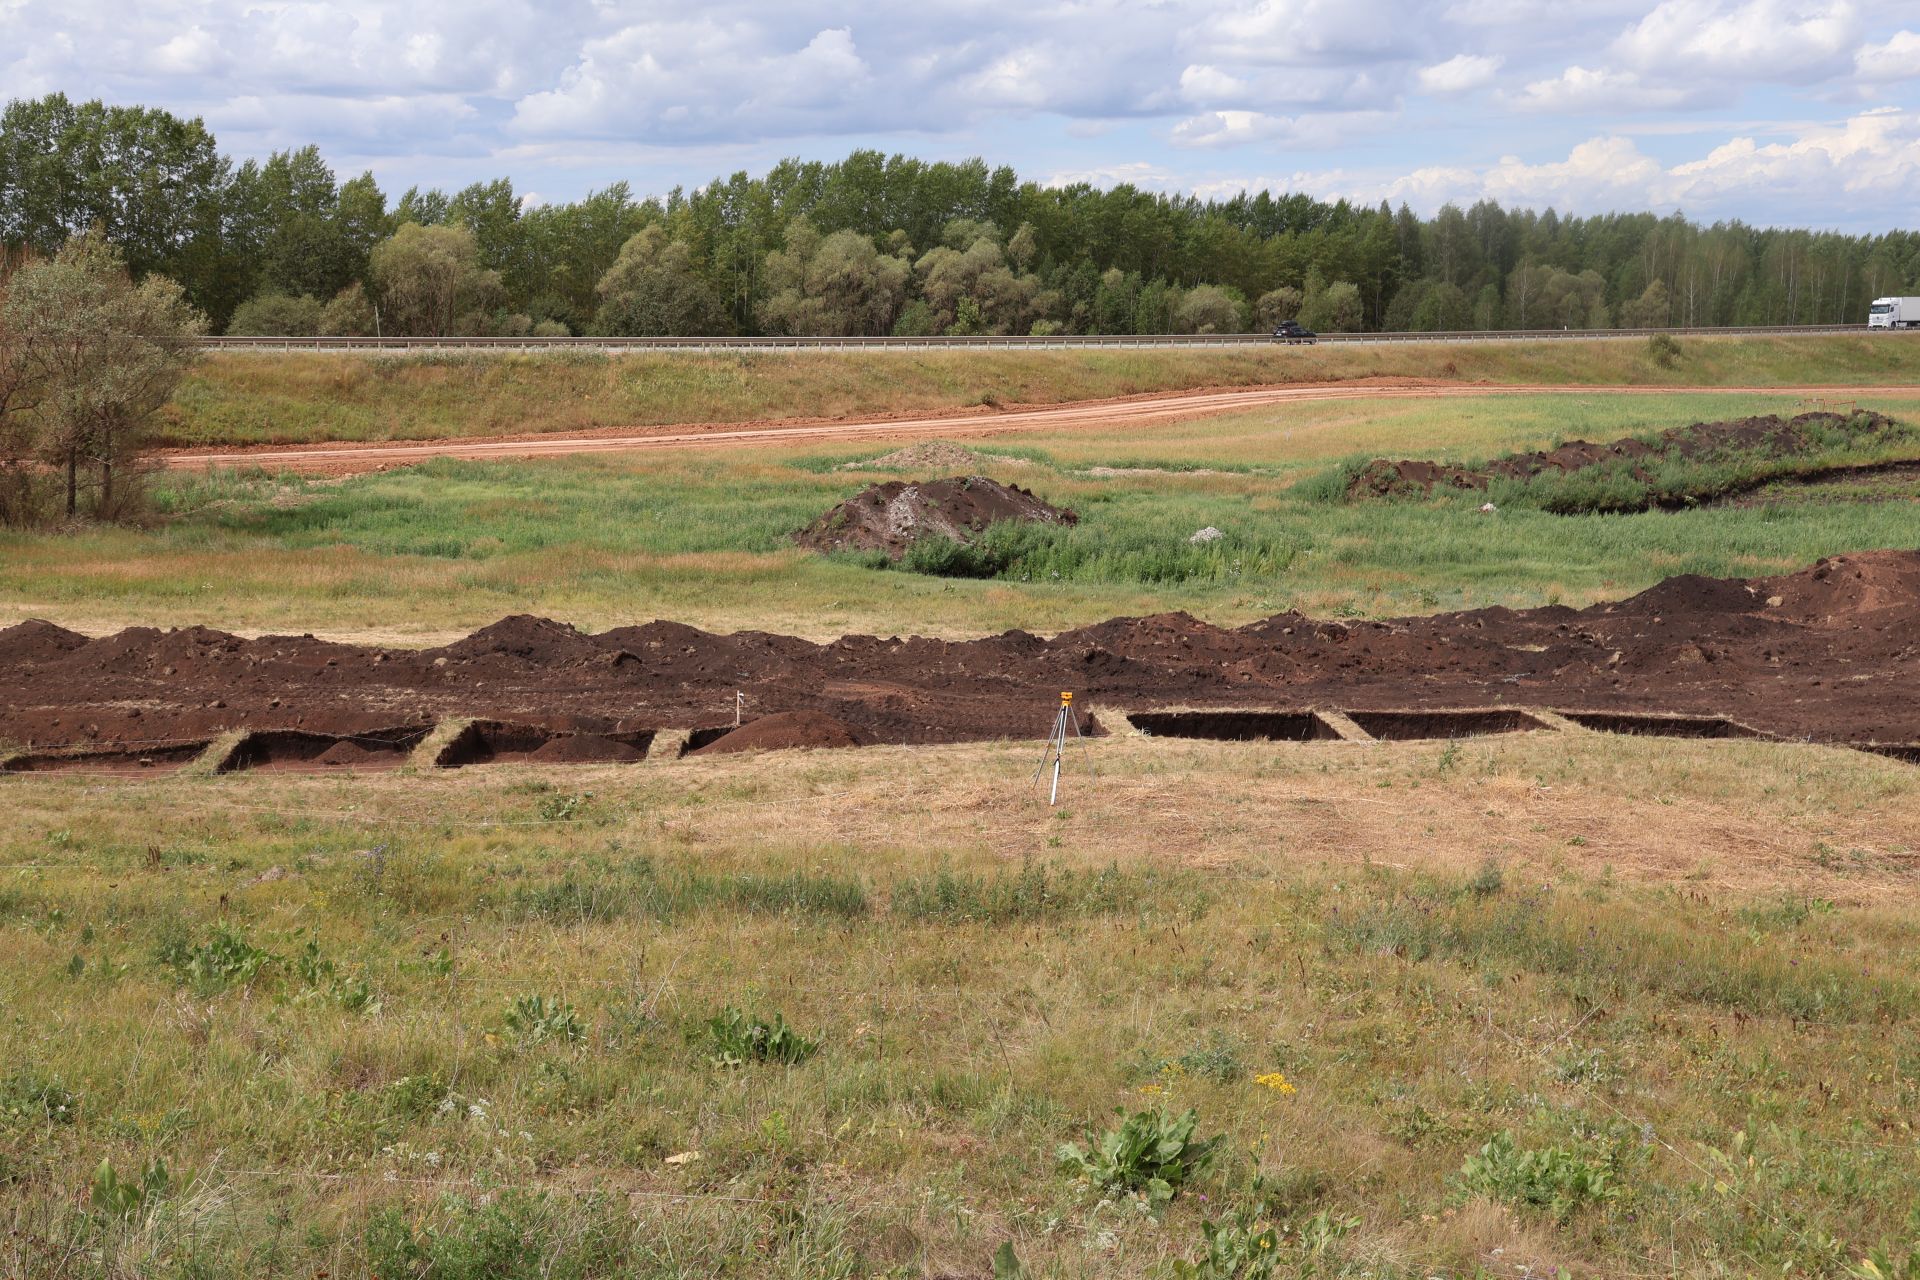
3,553,1918,762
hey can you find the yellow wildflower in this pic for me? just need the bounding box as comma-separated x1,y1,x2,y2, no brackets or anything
1137,1082,1164,1096
1254,1072,1297,1095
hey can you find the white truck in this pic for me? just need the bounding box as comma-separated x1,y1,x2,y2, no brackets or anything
1869,296,1920,329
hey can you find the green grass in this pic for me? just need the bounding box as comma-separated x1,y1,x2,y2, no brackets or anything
157,334,1920,447
8,389,1919,640
2,732,1918,1278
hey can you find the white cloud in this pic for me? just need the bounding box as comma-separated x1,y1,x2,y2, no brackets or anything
1612,0,1859,81
1508,64,1714,111
1284,107,1920,225
1179,65,1250,103
1418,53,1503,92
1170,108,1397,149
1856,30,1920,81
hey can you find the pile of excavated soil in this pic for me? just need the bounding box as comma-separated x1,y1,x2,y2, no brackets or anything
313,740,385,767
794,476,1077,559
527,734,645,764
1349,412,1907,501
4,552,1920,751
691,711,863,755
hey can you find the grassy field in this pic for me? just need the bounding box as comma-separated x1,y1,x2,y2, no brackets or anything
6,388,1919,642
156,333,1920,448
3,731,1918,1280
7,376,1920,1278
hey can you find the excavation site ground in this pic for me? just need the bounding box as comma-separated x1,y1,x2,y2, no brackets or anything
10,359,1920,1280
5,551,1917,773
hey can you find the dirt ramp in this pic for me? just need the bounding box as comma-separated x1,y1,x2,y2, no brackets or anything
690,711,864,756
1349,411,1910,503
794,476,1076,559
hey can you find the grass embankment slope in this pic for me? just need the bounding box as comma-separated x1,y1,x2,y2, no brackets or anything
10,389,1920,641
3,731,1917,1279
158,333,1920,447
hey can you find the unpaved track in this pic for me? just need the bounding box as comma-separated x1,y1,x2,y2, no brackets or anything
161,380,1920,476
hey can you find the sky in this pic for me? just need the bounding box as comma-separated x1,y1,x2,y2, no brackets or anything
4,0,1920,230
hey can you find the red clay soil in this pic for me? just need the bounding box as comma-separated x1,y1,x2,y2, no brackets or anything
692,711,864,755
526,734,646,764
1348,411,1904,498
794,476,1076,559
4,552,1919,754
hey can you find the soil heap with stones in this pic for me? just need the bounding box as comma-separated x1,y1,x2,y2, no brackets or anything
4,552,1919,753
1348,411,1909,506
794,476,1076,559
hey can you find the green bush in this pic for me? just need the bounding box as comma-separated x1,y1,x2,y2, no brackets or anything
1057,1106,1222,1214
502,994,586,1046
707,1007,819,1067
158,926,274,988
1455,1130,1618,1219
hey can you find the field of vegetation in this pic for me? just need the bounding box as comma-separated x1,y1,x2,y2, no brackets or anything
3,729,1916,1279
5,387,1916,642
157,333,1920,448
6,371,1920,1278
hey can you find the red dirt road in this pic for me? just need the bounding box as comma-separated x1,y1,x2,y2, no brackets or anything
159,380,1920,476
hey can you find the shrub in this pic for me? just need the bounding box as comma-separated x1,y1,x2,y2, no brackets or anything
1455,1130,1617,1219
90,1156,180,1222
159,926,273,988
1647,332,1683,367
1057,1107,1222,1214
707,1007,818,1067
227,291,323,336
503,994,586,1046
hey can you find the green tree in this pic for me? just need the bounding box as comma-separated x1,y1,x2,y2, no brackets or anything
1175,284,1246,334
593,226,729,336
1254,286,1303,329
368,223,503,336
226,291,324,336
2,230,204,518
320,283,376,336
0,95,227,302
758,220,910,336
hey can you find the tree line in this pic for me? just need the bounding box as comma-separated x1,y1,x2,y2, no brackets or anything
5,93,1920,342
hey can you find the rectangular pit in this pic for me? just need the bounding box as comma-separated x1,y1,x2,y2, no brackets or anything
2,741,210,776
1126,709,1343,742
1855,742,1920,765
214,726,431,774
1342,708,1548,740
434,720,654,768
680,726,738,755
1559,711,1764,740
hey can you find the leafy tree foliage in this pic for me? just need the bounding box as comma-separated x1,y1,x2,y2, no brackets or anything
5,94,1919,339
0,231,205,521
368,223,503,337
594,225,729,336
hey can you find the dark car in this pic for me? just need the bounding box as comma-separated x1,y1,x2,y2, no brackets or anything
1272,320,1317,344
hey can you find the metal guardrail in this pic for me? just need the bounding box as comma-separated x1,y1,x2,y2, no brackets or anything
201,324,1872,353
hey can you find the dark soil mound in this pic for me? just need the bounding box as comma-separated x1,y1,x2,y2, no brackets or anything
1349,412,1905,501
691,711,864,755
0,619,90,666
313,739,386,767
794,476,1076,559
11,551,1920,751
527,733,645,763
